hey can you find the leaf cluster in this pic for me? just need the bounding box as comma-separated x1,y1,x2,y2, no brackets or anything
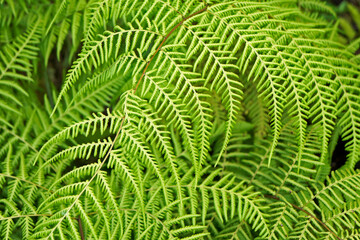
1,0,360,239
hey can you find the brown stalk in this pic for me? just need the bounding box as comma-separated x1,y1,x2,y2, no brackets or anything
265,195,341,240
77,216,85,240
133,6,207,92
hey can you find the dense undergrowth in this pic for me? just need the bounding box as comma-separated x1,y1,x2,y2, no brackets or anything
1,0,360,239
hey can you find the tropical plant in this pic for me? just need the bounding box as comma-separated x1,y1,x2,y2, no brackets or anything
1,0,360,239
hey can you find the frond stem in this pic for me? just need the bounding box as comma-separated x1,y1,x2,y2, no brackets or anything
133,6,207,92
264,195,341,240
0,125,47,163
0,214,52,221
0,173,51,192
77,216,85,240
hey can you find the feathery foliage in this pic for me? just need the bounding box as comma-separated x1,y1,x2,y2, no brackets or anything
1,0,360,239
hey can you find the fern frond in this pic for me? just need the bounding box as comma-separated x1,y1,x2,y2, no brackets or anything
2,1,360,239
36,110,123,163
154,44,213,167
53,26,163,114
0,18,42,115
336,65,360,168
178,8,243,164
139,72,199,171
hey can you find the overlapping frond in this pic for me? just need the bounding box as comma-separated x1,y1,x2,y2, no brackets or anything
1,0,360,239
0,18,42,115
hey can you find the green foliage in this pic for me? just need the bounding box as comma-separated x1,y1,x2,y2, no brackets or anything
1,0,360,239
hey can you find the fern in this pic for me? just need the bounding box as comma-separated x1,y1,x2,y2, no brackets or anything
1,0,360,239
